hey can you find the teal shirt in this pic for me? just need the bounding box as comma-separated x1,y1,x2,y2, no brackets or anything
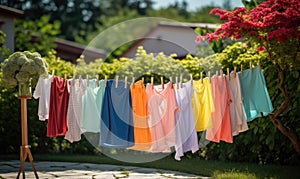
238,67,273,122
81,79,105,133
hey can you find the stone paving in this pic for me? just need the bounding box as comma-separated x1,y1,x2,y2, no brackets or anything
0,160,207,179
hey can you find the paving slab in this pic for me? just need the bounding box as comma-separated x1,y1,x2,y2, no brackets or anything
0,160,208,179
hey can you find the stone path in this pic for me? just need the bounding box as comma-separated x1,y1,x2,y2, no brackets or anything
0,160,207,179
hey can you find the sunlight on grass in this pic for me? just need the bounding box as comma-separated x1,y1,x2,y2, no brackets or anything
213,170,257,179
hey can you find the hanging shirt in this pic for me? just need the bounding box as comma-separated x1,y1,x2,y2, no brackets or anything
174,80,199,161
192,78,214,131
33,75,52,121
100,80,134,148
65,78,86,143
238,67,273,122
146,82,178,153
227,74,248,136
81,79,105,133
47,76,69,137
129,80,152,151
206,74,233,143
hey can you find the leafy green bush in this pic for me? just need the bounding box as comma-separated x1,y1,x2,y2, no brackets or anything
197,42,300,165
1,45,299,165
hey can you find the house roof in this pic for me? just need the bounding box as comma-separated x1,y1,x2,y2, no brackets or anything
54,38,106,63
121,22,219,58
157,21,220,29
0,5,23,18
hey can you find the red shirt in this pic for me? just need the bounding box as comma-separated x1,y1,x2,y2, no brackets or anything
47,76,69,137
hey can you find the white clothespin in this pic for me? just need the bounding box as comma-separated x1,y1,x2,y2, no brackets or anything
124,76,128,88
86,74,89,87
115,75,119,88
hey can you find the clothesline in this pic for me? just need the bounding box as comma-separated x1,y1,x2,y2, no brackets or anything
50,61,261,89
34,60,272,161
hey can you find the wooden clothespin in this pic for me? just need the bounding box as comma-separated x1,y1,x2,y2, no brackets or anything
227,68,230,80
124,76,128,88
234,66,237,78
258,60,261,70
208,71,211,82
142,77,144,84
175,76,179,89
64,74,67,87
151,76,154,89
78,75,82,87
131,77,135,87
51,69,55,82
220,69,223,76
96,75,99,87
72,73,76,87
240,64,243,76
180,74,183,88
189,74,193,86
216,70,219,76
170,76,173,88
161,76,164,89
250,61,253,72
86,74,89,87
104,75,107,87
200,71,203,83
115,75,119,88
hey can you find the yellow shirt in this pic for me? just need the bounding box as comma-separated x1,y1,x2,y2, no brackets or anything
192,78,214,131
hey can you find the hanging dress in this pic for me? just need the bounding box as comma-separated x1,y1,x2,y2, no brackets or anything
206,74,233,143
129,80,152,151
227,74,248,136
33,75,52,121
146,82,178,153
81,79,105,133
100,80,134,148
192,77,214,131
47,76,69,137
238,66,273,122
174,80,199,160
65,78,86,143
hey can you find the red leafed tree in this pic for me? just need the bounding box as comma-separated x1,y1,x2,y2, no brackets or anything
197,0,300,155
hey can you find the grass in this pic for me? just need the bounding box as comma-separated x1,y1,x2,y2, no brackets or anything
1,154,300,178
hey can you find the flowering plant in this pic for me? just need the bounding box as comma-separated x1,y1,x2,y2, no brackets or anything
1,51,48,96
196,0,299,68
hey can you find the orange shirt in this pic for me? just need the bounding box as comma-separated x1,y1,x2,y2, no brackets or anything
129,80,152,150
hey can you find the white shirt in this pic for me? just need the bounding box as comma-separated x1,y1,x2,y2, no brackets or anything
33,75,52,121
65,78,86,143
174,80,199,160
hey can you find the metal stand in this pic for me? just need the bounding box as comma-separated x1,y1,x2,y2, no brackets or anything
17,96,38,179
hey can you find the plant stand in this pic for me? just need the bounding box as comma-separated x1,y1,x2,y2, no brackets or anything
17,96,38,179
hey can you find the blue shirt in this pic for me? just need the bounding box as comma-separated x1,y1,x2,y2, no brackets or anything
100,80,134,148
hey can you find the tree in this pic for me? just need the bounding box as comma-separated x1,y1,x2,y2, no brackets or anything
196,0,300,155
15,15,60,56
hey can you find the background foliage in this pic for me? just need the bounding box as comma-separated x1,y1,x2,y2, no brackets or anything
1,44,299,165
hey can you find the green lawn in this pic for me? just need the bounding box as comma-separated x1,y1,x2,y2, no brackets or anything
2,154,299,178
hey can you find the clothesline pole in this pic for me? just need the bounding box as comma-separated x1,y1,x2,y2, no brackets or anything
17,96,39,179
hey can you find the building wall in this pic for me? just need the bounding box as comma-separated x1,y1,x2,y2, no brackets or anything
0,15,15,53
123,25,198,58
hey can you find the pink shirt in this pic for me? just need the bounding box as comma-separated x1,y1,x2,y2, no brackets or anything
227,74,248,135
146,82,178,153
206,74,233,143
